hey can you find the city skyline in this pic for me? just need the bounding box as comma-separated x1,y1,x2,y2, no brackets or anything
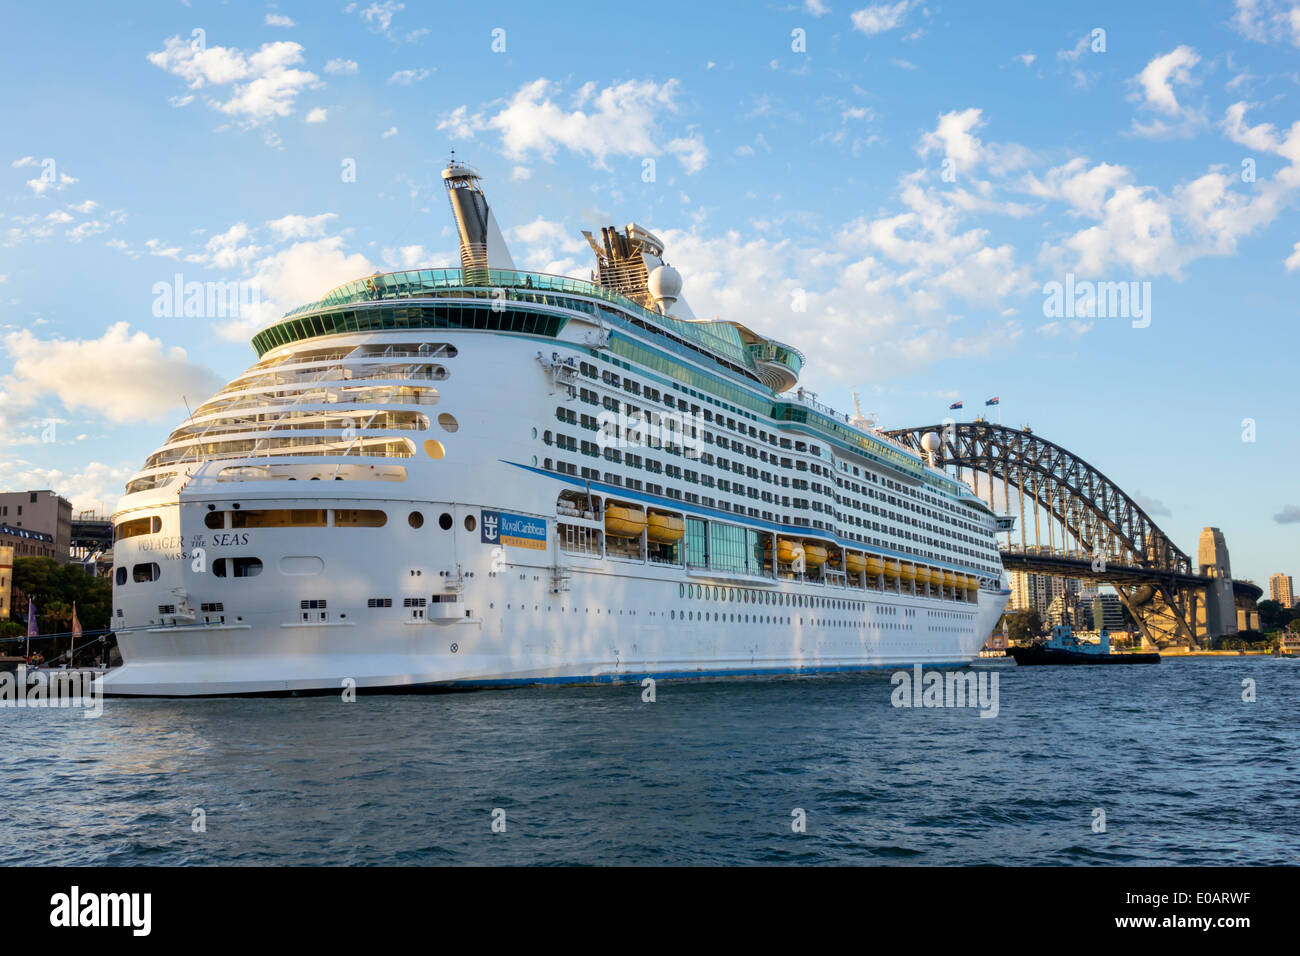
1,0,1297,584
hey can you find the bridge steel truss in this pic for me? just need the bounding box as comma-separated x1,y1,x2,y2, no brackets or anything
884,422,1211,647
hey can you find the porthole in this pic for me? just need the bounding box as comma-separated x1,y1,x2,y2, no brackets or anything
408,511,424,529
439,513,453,530
464,515,477,532
424,439,446,460
437,413,459,433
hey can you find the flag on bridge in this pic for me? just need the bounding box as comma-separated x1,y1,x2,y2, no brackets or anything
985,396,1000,406
948,401,963,410
71,603,82,640
26,599,37,638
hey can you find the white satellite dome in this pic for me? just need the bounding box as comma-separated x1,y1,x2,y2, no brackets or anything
920,431,943,465
647,264,683,313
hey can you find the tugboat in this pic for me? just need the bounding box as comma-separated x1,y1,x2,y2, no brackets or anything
1010,625,1160,666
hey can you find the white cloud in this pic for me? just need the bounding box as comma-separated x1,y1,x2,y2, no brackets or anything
1135,46,1200,115
0,459,136,516
510,165,532,181
147,37,321,125
358,1,404,33
144,238,182,258
1013,53,1036,67
440,77,709,173
388,68,432,84
381,126,398,138
1231,0,1300,45
265,13,295,27
306,107,328,123
66,220,109,243
1129,46,1206,137
804,0,832,15
231,237,376,340
265,213,338,240
185,222,262,271
850,1,918,36
324,58,359,74
919,107,984,174
1,323,223,425
27,171,77,196
437,104,480,139
1285,240,1300,271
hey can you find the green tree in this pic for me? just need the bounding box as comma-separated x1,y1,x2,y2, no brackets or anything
1000,609,1043,643
9,558,112,662
1257,599,1285,629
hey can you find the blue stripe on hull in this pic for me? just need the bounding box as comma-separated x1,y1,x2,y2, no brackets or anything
443,659,975,689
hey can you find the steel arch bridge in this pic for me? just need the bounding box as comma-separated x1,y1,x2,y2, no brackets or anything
883,421,1237,647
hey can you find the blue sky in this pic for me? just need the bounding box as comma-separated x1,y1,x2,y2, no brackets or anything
0,0,1296,585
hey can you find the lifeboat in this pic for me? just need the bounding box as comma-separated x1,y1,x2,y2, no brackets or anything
845,552,867,574
965,574,979,591
865,556,885,576
915,567,933,586
883,559,901,580
604,504,647,538
646,512,684,543
899,563,917,581
766,538,805,565
943,571,958,589
802,543,828,568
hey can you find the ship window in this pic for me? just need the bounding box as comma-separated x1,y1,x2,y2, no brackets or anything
425,439,446,460
464,515,477,532
132,562,161,583
115,567,127,586
116,516,161,540
437,413,459,432
334,509,388,527
230,509,327,528
204,511,225,529
439,513,453,531
212,557,263,578
408,511,424,529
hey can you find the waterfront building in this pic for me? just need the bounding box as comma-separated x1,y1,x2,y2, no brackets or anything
1269,573,1294,608
0,490,72,563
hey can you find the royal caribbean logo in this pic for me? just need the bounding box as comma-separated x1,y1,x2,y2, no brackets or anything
480,510,547,551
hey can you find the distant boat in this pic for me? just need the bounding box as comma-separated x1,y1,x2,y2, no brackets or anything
1009,625,1160,666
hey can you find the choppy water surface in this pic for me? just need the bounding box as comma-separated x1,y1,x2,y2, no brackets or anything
1,657,1296,865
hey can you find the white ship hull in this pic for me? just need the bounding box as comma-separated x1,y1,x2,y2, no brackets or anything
100,508,1008,696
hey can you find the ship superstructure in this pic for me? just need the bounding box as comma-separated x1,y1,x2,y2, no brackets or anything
101,161,1009,695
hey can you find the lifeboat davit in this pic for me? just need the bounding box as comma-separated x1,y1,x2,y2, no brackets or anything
604,504,647,538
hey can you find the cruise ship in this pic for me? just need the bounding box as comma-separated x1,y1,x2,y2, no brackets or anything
101,161,1010,696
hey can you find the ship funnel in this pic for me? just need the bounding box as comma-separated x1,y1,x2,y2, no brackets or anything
442,159,516,282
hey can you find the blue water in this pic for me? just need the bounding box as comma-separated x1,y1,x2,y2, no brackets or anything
1,657,1296,865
